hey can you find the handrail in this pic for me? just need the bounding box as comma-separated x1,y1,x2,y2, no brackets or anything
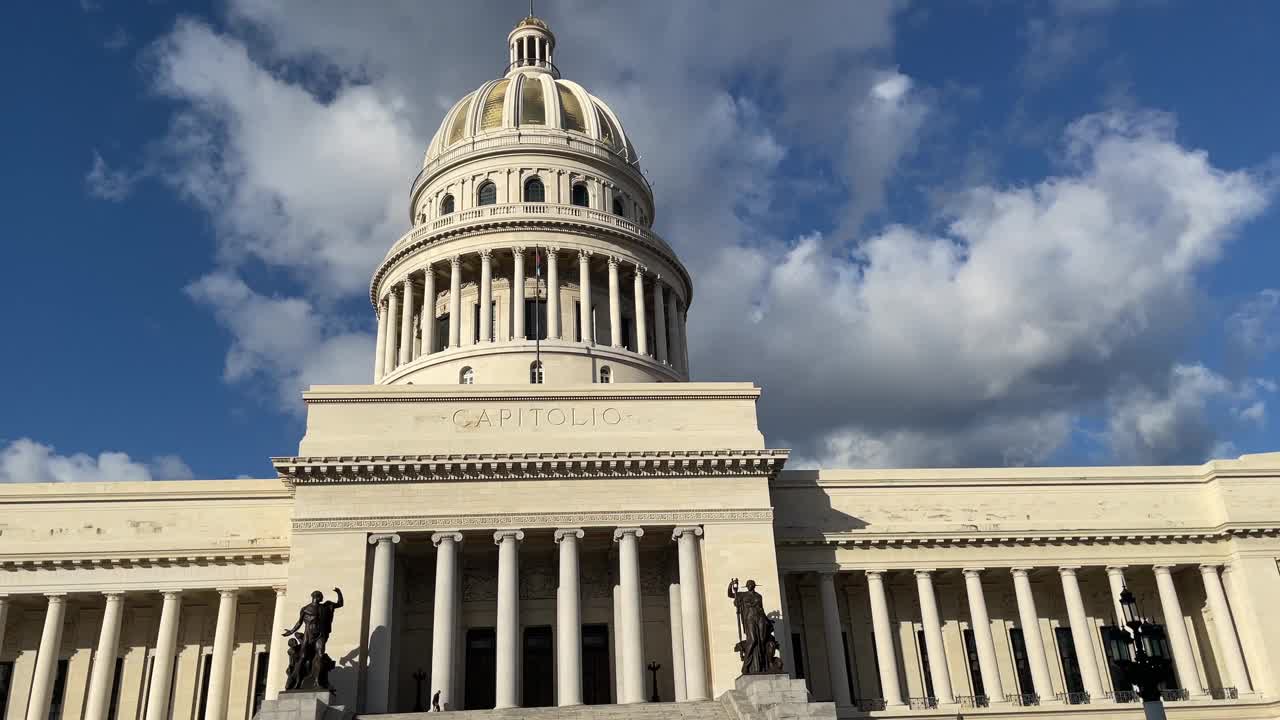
411,131,650,205
381,202,675,266
504,58,560,78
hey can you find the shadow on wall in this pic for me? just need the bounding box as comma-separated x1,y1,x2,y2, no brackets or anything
772,471,869,537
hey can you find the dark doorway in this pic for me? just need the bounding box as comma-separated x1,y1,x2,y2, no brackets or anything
1008,629,1035,696
523,626,554,707
465,627,497,710
963,629,985,696
1054,627,1086,697
916,630,935,698
582,624,611,705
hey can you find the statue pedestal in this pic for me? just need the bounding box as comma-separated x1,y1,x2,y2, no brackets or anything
719,674,835,720
253,689,352,720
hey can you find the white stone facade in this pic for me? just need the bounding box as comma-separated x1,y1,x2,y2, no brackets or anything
3,15,1280,720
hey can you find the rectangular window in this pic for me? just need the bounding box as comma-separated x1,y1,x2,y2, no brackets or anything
573,302,582,342
525,300,547,340
1099,626,1131,691
1055,627,1085,696
48,659,70,720
523,626,554,707
962,628,985,696
196,655,213,720
472,302,480,344
107,657,125,720
916,629,934,698
791,632,807,680
436,314,450,350
621,317,634,352
0,661,14,720
1008,628,1035,696
252,651,270,717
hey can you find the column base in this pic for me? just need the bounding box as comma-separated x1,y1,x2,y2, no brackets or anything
720,674,836,720
254,689,352,720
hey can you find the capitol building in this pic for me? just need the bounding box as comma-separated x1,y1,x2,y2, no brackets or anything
5,15,1280,720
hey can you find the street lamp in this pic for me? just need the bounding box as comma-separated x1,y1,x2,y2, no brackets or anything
1113,587,1173,720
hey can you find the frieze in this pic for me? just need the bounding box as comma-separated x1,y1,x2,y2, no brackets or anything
292,508,774,533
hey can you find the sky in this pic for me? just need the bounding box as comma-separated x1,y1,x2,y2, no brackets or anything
2,0,1278,482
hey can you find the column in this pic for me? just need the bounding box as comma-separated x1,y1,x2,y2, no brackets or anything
672,527,708,700
0,596,7,660
25,594,67,720
775,573,795,676
448,256,462,349
817,572,852,706
961,569,1004,703
367,533,400,713
865,571,905,706
668,574,688,701
477,250,492,343
264,587,290,701
1199,565,1251,692
1154,565,1205,695
431,532,463,710
1105,566,1129,630
608,257,622,347
494,529,524,709
373,299,388,381
1010,568,1054,702
632,266,648,355
653,280,668,364
666,293,681,371
677,304,690,374
512,247,526,340
546,249,561,339
203,589,239,720
915,570,955,704
556,529,584,706
422,264,436,355
1058,568,1104,699
383,287,400,376
615,528,646,703
399,278,415,365
84,593,126,720
578,251,593,344
144,591,182,720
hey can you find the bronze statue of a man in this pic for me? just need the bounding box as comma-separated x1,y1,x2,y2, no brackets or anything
281,588,344,690
728,578,782,674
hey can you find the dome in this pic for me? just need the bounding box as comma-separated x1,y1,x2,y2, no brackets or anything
423,75,638,167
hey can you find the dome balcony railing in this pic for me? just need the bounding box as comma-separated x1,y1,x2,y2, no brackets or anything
381,201,676,266
412,130,650,202
504,58,560,79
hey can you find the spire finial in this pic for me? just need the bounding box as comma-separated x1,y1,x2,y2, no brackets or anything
529,0,534,18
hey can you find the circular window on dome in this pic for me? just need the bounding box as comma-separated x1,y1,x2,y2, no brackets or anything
524,177,545,203
477,181,497,206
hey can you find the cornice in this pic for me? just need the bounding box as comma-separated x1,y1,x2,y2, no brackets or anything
0,485,292,505
773,525,1280,548
0,548,291,570
273,449,790,488
292,508,774,533
303,390,761,404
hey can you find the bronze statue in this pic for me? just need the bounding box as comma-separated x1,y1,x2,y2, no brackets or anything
281,588,344,691
728,578,784,675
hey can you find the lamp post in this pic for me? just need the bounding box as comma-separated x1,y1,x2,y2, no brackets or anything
1112,588,1173,720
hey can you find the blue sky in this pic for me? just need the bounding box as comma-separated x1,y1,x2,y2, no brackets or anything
1,1,1277,481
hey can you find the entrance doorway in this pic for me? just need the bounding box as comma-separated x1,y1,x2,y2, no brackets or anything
523,626,554,707
582,624,611,705
464,628,496,710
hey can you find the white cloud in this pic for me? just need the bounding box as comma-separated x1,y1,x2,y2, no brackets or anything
0,439,193,484
1228,289,1280,360
85,151,138,201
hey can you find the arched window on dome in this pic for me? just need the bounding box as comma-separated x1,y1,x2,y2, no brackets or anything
598,366,612,384
611,195,625,217
440,194,455,216
460,366,475,385
524,177,545,203
477,181,497,206
571,183,589,208
530,360,544,385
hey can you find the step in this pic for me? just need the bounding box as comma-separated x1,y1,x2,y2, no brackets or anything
363,700,731,720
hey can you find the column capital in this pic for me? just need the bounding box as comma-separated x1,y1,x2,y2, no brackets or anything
102,591,127,599
159,589,184,598
632,262,647,276
671,526,703,541
512,246,525,257
479,248,493,260
1058,566,1081,576
607,255,620,268
962,568,985,577
44,593,67,602
402,276,414,287
431,531,463,546
864,569,887,579
613,527,645,542
368,533,401,545
577,248,593,260
913,568,937,578
493,529,525,544
421,260,434,273
1010,567,1034,578
215,587,240,598
554,528,585,542
1105,565,1128,574
1152,564,1176,575
271,585,288,596
546,244,560,255
1198,563,1223,573
449,255,462,268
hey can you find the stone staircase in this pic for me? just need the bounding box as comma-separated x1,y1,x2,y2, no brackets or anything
363,700,731,720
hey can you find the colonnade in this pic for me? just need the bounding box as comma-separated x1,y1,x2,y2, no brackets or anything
795,563,1252,708
3,586,287,720
364,526,709,712
373,248,689,381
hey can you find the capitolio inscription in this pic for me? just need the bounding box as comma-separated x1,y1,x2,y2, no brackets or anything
451,406,624,430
